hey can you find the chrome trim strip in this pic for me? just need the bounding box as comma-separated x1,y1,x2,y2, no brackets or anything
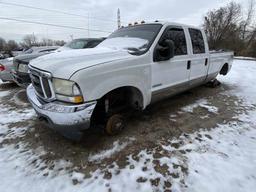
39,76,47,98
29,65,55,102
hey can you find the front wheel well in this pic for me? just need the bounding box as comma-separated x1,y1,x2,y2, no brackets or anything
220,63,229,75
91,86,144,125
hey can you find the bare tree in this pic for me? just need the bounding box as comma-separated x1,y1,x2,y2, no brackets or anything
40,38,54,46
240,0,255,40
242,0,256,55
21,34,39,48
203,2,242,50
54,40,66,46
0,37,6,51
203,0,256,56
6,40,19,51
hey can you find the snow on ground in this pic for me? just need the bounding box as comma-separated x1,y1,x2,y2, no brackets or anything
235,56,256,61
219,59,256,105
184,112,256,192
181,98,219,114
0,59,256,192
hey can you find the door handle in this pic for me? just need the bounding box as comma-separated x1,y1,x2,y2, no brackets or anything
187,60,191,70
205,58,208,66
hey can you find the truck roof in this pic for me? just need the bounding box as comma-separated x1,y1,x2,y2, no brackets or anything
124,21,202,31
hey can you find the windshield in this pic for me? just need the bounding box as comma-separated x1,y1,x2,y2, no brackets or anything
98,24,162,55
64,39,88,49
24,48,33,54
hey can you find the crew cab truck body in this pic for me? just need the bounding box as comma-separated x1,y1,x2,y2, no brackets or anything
26,21,233,140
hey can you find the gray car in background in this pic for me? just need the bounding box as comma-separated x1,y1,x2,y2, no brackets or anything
0,57,15,82
12,46,59,87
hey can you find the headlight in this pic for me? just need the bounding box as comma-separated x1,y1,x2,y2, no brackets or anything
18,64,29,73
52,78,83,104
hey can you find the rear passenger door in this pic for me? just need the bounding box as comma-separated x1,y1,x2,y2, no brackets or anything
188,28,209,84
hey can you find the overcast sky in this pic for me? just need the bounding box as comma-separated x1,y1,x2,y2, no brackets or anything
0,0,249,42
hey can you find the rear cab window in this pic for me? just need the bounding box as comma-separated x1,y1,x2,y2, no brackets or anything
189,28,205,54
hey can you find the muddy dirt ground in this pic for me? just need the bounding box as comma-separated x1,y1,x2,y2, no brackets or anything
0,80,246,187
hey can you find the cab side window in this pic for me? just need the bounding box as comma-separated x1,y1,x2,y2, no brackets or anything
189,28,205,54
166,28,187,56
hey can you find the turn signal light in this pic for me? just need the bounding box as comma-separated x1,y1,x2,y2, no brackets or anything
73,96,84,104
0,64,5,71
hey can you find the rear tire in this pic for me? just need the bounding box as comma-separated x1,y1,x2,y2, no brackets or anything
206,79,221,88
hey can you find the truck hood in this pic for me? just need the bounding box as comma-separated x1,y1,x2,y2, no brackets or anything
29,47,133,79
15,53,45,63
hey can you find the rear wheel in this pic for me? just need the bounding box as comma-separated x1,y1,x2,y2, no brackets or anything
206,79,221,88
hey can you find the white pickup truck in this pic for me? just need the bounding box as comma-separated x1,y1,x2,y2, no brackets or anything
27,21,233,140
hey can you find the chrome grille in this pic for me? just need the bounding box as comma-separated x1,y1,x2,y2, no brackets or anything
29,66,55,101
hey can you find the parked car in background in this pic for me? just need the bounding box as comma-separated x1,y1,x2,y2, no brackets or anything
56,38,106,52
0,57,14,82
12,38,105,87
26,21,233,140
12,46,60,87
0,53,5,59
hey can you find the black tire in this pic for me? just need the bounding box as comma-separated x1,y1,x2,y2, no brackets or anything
205,79,221,88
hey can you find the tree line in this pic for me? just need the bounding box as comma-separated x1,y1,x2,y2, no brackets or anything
0,34,65,53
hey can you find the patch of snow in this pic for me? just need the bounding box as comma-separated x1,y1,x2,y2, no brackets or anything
71,172,85,183
181,99,218,114
0,104,35,143
234,56,256,61
0,90,10,98
88,138,135,162
0,105,35,125
0,125,28,143
169,114,178,122
200,115,209,119
6,57,14,61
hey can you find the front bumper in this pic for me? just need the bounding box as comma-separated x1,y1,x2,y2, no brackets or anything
26,84,97,140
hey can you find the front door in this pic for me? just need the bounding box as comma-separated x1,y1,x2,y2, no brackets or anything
151,26,191,101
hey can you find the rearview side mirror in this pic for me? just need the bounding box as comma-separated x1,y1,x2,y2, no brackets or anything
154,39,175,62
